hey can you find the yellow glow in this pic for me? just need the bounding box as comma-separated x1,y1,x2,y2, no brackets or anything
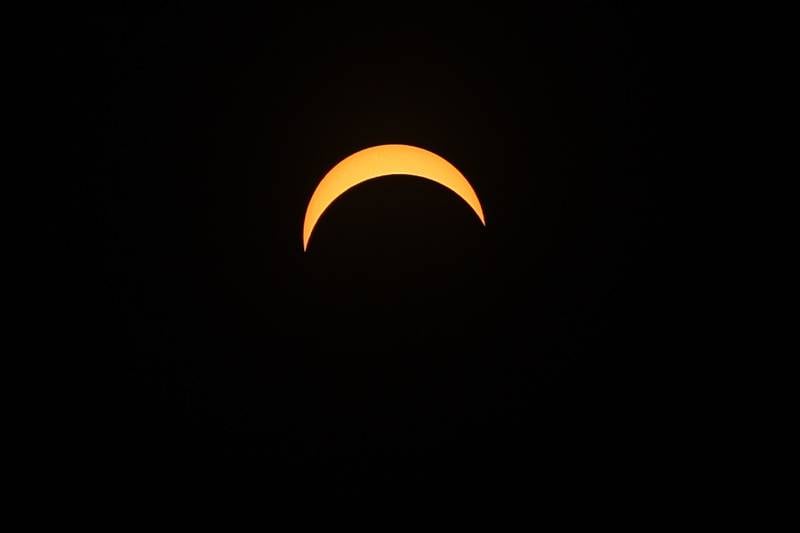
303,144,485,250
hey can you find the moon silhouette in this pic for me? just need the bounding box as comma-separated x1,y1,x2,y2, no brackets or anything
303,144,486,250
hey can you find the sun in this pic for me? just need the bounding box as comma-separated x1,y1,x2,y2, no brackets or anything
303,144,485,250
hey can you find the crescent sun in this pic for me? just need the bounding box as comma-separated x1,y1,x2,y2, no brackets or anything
302,144,486,251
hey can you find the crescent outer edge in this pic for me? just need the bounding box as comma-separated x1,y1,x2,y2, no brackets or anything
302,144,486,251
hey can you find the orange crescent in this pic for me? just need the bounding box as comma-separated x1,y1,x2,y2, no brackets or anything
303,144,485,251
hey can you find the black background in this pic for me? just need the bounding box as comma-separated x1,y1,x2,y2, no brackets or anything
68,3,687,489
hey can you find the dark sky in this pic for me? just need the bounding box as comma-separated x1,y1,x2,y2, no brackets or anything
69,3,685,489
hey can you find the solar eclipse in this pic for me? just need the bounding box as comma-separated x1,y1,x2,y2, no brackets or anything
302,144,486,251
